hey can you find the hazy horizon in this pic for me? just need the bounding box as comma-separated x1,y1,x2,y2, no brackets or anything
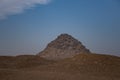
0,0,120,56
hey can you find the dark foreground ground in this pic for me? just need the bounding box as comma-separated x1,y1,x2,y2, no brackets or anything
0,53,120,80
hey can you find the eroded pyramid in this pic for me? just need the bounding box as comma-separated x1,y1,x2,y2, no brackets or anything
38,34,90,60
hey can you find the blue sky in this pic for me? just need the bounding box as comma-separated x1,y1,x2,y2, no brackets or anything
0,0,120,56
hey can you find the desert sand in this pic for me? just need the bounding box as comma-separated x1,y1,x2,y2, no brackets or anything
0,53,120,80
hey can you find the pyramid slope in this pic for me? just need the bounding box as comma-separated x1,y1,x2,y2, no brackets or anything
38,34,90,60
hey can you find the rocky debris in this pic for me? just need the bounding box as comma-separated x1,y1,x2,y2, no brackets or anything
37,34,90,60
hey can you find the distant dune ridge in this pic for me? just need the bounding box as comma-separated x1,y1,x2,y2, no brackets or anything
38,34,90,60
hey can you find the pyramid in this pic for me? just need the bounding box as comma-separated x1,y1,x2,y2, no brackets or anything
38,34,90,60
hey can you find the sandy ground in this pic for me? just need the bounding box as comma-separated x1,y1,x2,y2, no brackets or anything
0,54,120,80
